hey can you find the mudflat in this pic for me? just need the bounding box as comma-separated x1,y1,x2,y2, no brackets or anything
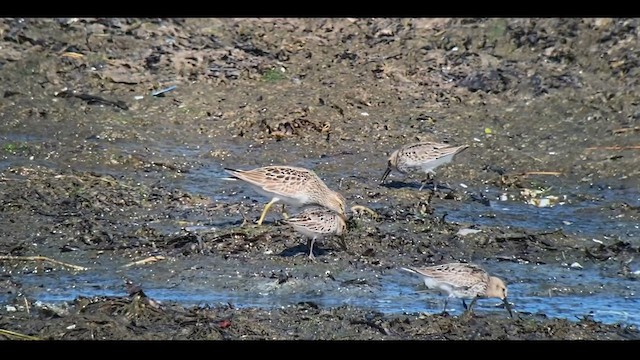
1,18,638,340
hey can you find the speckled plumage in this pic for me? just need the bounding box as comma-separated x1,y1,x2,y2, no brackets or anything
401,262,512,316
283,206,347,260
224,166,346,225
380,142,468,190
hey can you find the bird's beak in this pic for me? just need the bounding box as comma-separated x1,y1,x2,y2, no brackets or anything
503,297,513,318
337,234,348,251
380,166,391,184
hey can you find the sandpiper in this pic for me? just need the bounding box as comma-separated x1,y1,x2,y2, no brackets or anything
223,165,346,225
283,206,347,260
401,262,512,317
380,141,468,190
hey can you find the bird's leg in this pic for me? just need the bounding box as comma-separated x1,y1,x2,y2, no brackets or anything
467,297,478,312
418,179,428,191
429,171,438,192
257,198,279,225
462,297,479,318
307,237,317,261
441,298,449,314
281,204,289,220
238,210,249,227
418,172,436,192
462,298,468,310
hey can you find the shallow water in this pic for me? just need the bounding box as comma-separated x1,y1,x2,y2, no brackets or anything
177,145,640,242
2,142,639,329
441,187,640,241
6,254,639,328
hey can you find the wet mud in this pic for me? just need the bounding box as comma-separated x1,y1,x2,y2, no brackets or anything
1,18,639,340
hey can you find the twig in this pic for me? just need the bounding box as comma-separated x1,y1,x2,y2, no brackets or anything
612,127,640,134
152,85,177,97
586,145,640,151
122,255,166,268
0,255,88,271
60,52,84,59
0,329,41,340
520,171,563,176
504,171,563,177
525,154,545,163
